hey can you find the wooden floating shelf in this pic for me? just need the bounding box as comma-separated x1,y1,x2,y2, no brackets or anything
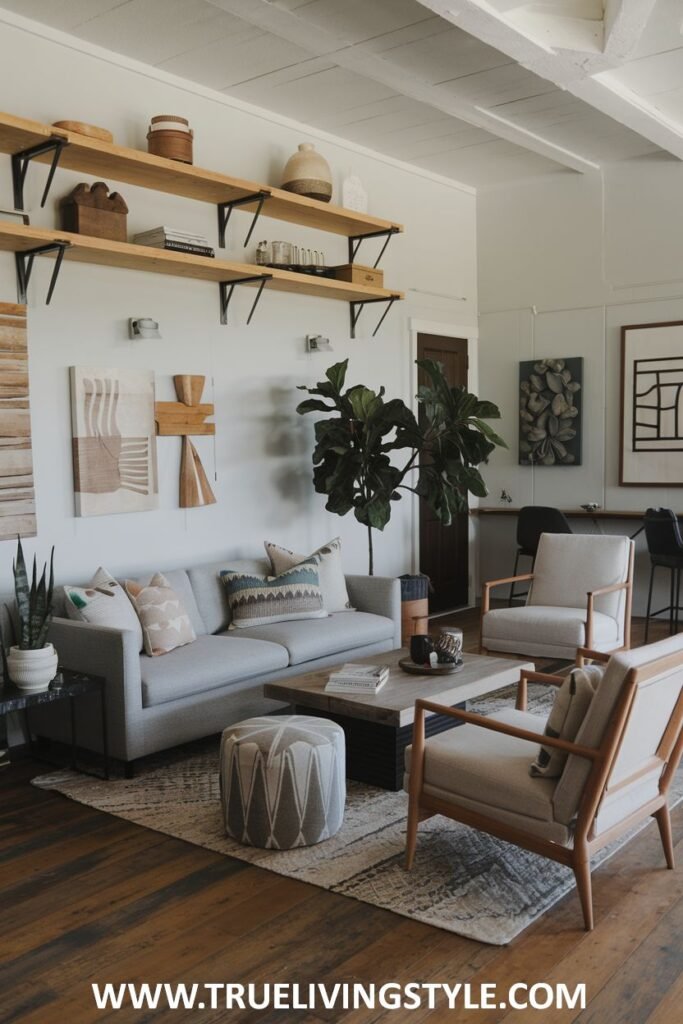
0,222,403,304
0,112,403,239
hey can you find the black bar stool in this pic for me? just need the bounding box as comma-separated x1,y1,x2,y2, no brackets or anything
509,506,573,605
644,508,683,641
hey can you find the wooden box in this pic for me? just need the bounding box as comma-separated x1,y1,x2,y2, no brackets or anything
331,263,384,287
60,181,128,242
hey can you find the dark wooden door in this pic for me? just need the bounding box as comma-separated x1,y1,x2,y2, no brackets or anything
418,334,469,612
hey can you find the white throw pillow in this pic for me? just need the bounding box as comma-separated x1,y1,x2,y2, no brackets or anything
530,664,604,778
264,537,353,613
64,566,143,652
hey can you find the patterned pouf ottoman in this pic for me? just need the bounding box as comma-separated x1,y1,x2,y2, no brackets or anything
219,715,346,849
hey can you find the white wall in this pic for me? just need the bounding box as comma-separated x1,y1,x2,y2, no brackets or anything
0,16,477,591
477,156,683,614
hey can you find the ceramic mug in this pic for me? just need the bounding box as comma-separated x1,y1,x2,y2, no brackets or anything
410,634,434,665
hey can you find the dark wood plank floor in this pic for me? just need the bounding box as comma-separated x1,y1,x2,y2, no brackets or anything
0,611,681,1023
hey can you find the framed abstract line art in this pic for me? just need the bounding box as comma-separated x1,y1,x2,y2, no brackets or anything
620,322,683,487
519,357,583,466
70,367,159,516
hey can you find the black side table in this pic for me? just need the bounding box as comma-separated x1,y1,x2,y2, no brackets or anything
0,669,108,779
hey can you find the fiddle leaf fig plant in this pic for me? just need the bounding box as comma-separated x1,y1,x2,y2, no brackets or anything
297,359,506,574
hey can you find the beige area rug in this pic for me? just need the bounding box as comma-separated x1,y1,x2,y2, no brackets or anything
33,685,682,946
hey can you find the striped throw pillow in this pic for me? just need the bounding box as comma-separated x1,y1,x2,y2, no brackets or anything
220,560,327,629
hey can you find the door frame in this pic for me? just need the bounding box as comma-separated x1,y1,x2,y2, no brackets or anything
409,318,479,609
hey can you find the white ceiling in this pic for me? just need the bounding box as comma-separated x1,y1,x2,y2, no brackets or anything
2,0,683,187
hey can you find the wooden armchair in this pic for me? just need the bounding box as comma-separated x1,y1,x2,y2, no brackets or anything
480,533,634,660
405,636,683,930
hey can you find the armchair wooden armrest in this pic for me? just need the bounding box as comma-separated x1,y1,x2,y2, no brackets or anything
412,698,600,763
481,572,534,615
516,667,564,711
577,647,611,665
584,578,632,654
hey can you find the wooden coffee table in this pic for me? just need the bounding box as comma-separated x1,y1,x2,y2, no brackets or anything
263,649,534,790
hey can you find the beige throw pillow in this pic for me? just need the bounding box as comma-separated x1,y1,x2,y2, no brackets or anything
530,664,604,778
125,572,196,657
64,567,143,652
264,537,353,613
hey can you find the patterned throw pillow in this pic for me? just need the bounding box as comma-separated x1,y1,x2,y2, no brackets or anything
64,567,143,652
264,537,353,613
530,664,604,778
125,572,196,657
220,560,327,629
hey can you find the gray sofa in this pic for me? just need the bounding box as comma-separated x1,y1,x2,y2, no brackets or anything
31,558,400,772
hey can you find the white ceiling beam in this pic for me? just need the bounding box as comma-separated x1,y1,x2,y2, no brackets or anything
418,0,683,160
207,0,600,172
603,0,657,61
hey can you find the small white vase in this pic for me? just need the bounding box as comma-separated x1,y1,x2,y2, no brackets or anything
7,644,59,693
281,143,332,203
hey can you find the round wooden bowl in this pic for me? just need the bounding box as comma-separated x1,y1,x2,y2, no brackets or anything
52,120,113,143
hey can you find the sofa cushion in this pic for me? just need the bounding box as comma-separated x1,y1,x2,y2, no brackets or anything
220,561,327,628
405,708,555,822
265,537,353,613
188,559,269,634
126,572,196,657
64,566,143,652
141,634,288,707
130,569,206,637
483,605,619,652
224,611,394,665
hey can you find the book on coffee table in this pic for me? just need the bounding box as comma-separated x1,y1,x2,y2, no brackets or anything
325,663,390,694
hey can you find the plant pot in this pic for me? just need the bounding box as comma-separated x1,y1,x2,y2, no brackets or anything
7,644,59,693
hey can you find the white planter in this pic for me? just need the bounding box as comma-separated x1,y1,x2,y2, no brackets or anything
7,644,59,693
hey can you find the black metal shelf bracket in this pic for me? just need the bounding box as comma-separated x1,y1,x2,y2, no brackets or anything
349,294,400,339
219,273,272,326
12,137,69,211
217,190,271,249
348,226,400,268
15,240,71,305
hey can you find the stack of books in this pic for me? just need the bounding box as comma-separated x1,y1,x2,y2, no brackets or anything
133,226,215,258
324,663,390,695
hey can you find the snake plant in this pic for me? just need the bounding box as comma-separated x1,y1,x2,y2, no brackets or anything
11,537,55,650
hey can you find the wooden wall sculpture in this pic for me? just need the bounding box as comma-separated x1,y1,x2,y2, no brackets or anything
155,375,216,508
0,302,36,539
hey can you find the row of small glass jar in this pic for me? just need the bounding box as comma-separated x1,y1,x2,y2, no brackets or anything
255,240,327,269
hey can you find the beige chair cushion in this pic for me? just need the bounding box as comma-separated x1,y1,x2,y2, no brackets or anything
415,781,572,847
553,633,683,825
483,605,619,659
531,664,604,778
529,534,632,625
406,708,555,823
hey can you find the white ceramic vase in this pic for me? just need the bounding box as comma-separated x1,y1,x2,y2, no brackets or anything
7,643,59,693
281,143,332,203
